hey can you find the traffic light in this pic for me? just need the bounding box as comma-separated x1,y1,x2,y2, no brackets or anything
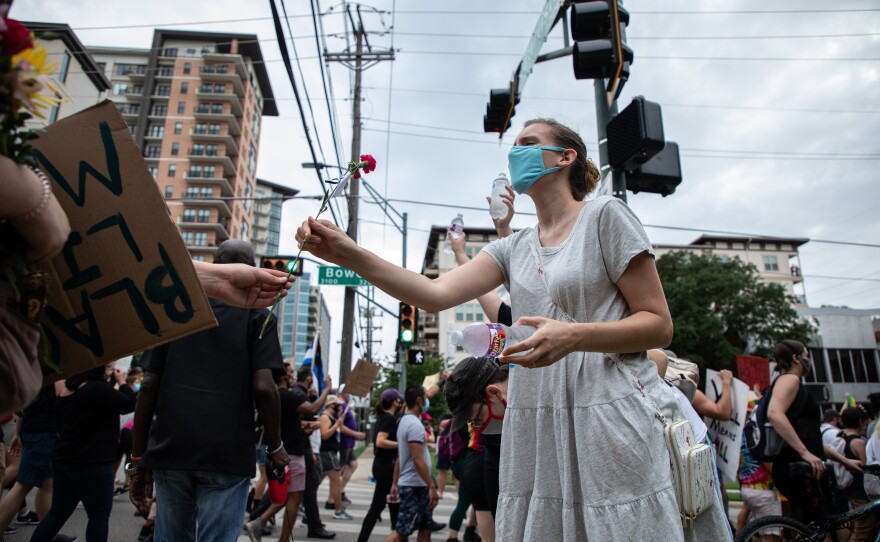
570,0,632,95
606,96,665,172
260,256,304,276
625,142,682,197
398,301,418,344
483,87,520,134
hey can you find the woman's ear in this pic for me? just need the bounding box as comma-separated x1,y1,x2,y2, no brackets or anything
559,148,577,167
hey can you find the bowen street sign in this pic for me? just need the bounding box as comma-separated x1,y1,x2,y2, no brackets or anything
318,265,369,287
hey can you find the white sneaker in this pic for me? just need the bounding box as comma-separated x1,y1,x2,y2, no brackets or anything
332,510,353,520
243,519,263,542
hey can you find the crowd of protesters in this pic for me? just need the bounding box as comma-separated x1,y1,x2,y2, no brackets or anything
2,117,879,542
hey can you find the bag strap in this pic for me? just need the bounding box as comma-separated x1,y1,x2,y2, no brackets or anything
527,236,668,427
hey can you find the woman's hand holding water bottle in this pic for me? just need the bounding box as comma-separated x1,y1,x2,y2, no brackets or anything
487,183,516,237
500,316,577,368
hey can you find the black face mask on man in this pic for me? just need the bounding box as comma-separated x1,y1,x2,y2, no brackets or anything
798,353,813,377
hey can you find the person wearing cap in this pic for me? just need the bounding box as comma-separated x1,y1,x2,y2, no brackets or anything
319,395,351,520
129,240,289,542
357,389,404,542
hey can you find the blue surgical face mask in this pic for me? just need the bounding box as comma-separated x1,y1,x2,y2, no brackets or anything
132,383,141,393
508,145,566,194
424,398,430,412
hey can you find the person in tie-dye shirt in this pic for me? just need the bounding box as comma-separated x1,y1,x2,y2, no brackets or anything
736,397,782,541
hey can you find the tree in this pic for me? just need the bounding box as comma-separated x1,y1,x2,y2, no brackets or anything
371,351,449,422
656,250,811,372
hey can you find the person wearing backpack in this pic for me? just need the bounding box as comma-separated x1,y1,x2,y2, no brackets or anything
766,340,863,522
837,407,876,541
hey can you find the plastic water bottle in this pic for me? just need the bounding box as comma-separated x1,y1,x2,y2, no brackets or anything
449,323,535,358
489,173,511,220
443,214,464,255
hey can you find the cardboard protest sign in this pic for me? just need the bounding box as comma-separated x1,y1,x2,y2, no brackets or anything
31,101,217,381
344,358,381,397
704,369,751,482
422,372,440,390
736,355,770,393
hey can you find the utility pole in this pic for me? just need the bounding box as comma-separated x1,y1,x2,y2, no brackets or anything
324,6,394,383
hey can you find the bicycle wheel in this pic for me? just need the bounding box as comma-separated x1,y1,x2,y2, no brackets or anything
735,515,815,542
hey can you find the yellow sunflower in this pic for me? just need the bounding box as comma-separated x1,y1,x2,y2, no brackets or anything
10,36,64,118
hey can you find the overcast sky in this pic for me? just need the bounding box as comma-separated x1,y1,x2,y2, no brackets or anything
17,1,880,378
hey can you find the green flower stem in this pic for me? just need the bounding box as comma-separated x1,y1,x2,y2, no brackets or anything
257,188,332,339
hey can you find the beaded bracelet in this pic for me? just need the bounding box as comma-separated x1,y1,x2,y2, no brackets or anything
15,168,52,222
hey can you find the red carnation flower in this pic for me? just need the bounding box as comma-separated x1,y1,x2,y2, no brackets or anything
359,154,377,174
1,18,34,58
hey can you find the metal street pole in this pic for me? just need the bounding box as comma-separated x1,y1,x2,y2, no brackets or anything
399,211,408,394
594,79,626,202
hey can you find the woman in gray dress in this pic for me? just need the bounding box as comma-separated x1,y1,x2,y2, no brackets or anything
295,118,730,541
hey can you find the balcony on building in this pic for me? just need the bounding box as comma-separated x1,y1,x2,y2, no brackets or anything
187,244,219,255
421,314,439,335
154,65,175,81
177,214,231,242
201,53,248,83
193,104,241,136
199,63,246,96
196,84,243,117
188,146,236,176
184,169,234,198
152,84,172,101
190,125,239,156
180,194,232,218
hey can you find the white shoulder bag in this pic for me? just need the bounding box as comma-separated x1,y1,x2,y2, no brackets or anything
527,237,715,528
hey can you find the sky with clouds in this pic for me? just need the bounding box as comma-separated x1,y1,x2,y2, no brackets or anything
16,1,880,377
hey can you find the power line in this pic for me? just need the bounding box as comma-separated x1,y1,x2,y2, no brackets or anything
365,196,880,249
65,7,880,32
361,127,880,161
399,50,880,62
309,0,348,224
361,119,880,158
280,0,345,224
390,30,880,41
269,0,338,226
362,86,880,115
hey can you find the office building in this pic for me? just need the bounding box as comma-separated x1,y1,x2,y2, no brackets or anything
253,178,298,257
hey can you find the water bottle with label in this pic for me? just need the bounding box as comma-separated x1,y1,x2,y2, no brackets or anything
449,322,535,358
489,173,511,220
442,214,465,255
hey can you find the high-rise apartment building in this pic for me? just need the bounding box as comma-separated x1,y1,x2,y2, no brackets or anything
90,29,278,262
254,178,298,257
277,275,332,365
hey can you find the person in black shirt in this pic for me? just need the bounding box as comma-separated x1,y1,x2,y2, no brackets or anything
357,388,404,542
244,366,333,542
30,364,136,542
294,365,336,540
128,241,289,542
